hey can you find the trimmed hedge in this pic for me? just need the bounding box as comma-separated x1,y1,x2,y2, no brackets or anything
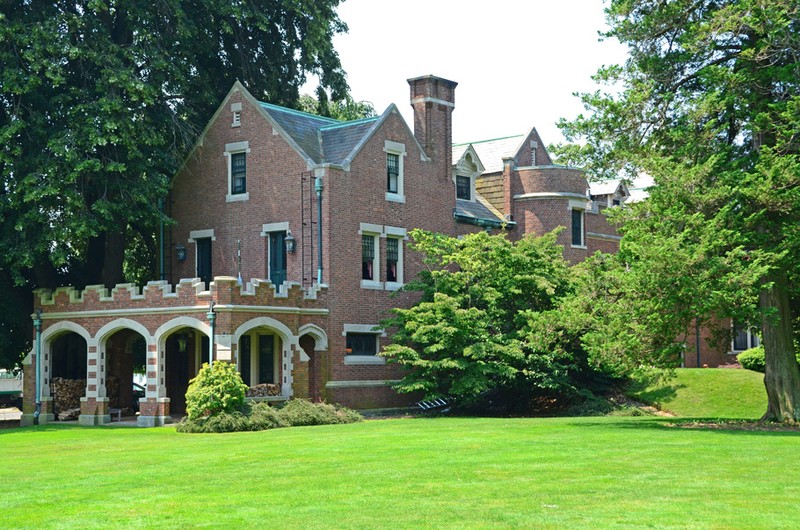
737,346,800,373
176,399,363,433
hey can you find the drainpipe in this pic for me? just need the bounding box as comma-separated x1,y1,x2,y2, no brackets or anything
32,309,42,426
696,317,701,368
207,301,216,369
315,175,324,284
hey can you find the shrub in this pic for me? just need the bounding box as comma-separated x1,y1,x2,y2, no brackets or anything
276,399,363,426
247,401,288,430
176,411,252,433
177,399,363,433
184,362,248,420
737,346,765,372
737,346,800,373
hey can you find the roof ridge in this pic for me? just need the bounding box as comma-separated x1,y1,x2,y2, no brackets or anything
453,134,524,147
258,101,340,124
319,116,380,131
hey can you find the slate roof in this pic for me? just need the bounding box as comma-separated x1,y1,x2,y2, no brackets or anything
454,199,507,226
453,135,525,174
259,102,380,166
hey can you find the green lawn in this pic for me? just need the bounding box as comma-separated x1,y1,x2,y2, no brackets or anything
2,413,798,529
628,368,768,418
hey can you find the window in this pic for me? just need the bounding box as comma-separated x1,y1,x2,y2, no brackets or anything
456,175,471,200
225,141,250,202
362,234,376,281
387,153,399,193
386,238,399,283
732,322,760,352
384,140,406,202
238,333,277,386
231,152,246,194
343,324,386,365
231,102,242,127
571,209,584,247
346,333,377,356
384,227,405,290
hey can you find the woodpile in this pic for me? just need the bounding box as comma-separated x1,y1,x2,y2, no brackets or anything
106,376,120,408
51,378,85,413
246,383,280,397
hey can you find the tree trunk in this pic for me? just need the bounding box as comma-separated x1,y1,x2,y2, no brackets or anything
759,267,800,423
101,222,127,288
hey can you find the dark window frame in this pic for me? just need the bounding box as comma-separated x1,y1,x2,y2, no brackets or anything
346,332,378,356
231,152,247,194
456,175,471,200
387,153,399,193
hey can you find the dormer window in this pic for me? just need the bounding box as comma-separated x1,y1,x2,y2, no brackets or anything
456,175,471,200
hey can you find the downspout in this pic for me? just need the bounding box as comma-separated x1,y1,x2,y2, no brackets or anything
696,317,701,368
32,309,42,425
315,175,324,284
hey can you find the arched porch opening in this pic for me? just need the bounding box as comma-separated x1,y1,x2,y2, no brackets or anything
164,326,208,415
233,317,297,399
49,331,88,420
103,329,147,415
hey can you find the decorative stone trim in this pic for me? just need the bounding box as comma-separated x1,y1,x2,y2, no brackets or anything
325,380,400,388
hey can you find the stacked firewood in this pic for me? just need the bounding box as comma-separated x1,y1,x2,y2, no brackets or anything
51,377,85,412
106,376,120,408
246,383,281,397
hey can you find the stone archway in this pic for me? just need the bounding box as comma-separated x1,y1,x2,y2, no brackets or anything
298,324,329,402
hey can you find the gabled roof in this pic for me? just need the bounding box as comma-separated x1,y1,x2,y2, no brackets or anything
453,135,526,174
589,179,630,197
258,101,381,167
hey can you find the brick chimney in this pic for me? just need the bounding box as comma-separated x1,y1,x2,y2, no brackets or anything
408,75,457,179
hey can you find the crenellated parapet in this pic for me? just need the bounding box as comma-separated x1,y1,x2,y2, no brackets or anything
34,276,328,314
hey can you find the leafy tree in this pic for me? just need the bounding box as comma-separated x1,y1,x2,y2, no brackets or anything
558,0,800,421
0,0,349,368
298,90,376,121
381,229,608,411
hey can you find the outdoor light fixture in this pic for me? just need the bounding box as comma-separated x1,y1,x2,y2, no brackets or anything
32,309,43,426
284,231,296,254
177,334,188,353
207,301,216,369
175,244,187,262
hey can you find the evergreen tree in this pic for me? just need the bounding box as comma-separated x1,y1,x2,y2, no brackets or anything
558,0,800,421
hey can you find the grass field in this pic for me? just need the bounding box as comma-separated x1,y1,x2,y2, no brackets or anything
2,369,797,529
628,368,768,418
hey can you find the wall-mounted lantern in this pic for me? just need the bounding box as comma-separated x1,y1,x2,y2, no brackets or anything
284,231,296,254
176,243,187,262
177,334,188,353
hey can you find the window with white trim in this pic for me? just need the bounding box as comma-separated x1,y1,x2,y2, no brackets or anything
384,140,406,203
571,208,584,247
361,232,380,289
732,322,760,352
225,141,250,202
343,324,386,365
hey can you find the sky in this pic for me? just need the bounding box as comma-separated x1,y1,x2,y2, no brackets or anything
313,0,629,147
